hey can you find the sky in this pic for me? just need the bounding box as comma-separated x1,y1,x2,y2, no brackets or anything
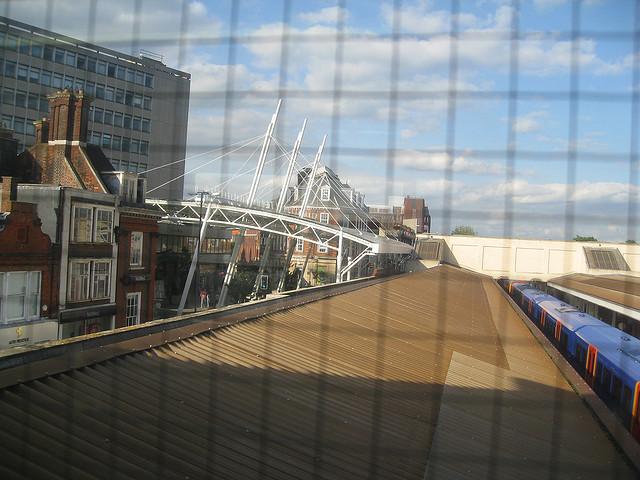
2,0,639,241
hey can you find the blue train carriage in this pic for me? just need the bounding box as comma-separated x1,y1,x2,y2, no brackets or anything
573,326,640,440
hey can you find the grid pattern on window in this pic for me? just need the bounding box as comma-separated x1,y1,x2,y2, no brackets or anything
126,292,141,327
68,260,111,302
130,232,143,267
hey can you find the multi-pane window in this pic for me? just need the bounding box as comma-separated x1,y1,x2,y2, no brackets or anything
68,260,111,302
320,212,330,224
126,292,141,326
296,238,304,252
130,232,143,267
93,261,111,299
72,205,114,243
68,261,91,302
320,186,331,201
95,209,114,243
72,206,93,242
318,243,328,254
0,271,41,323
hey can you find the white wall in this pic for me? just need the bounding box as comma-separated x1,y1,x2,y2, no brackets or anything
420,234,640,280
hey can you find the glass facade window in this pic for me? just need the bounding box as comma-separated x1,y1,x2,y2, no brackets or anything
39,96,49,113
29,67,40,84
135,71,144,85
114,112,123,127
126,68,135,83
140,141,149,156
143,96,152,110
18,37,30,55
93,108,103,123
54,48,65,64
90,131,101,145
133,117,141,131
123,115,132,129
88,56,97,72
112,135,122,151
296,238,304,252
41,70,52,86
107,63,116,78
102,133,111,149
17,64,28,81
95,84,105,99
65,51,76,66
141,118,150,133
131,139,140,154
53,72,63,88
2,88,14,105
115,88,124,104
105,86,114,102
13,117,25,135
31,40,43,58
133,93,142,108
63,75,73,89
15,90,26,108
43,44,54,61
116,66,126,80
97,61,106,75
144,73,154,88
4,60,16,77
77,54,86,70
28,93,39,110
122,137,130,152
26,119,36,136
85,81,95,96
6,35,17,51
104,110,113,125
124,91,133,106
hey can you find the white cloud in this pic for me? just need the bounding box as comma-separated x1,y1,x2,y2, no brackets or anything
512,111,546,133
298,6,349,24
395,150,505,175
533,0,567,10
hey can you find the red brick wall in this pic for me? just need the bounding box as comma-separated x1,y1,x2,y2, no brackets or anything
115,214,159,327
0,202,58,318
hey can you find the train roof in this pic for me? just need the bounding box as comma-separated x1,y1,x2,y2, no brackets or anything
538,299,606,332
576,325,640,382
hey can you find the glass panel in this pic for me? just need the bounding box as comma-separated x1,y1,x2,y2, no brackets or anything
28,93,39,110
95,84,105,99
95,210,113,243
102,133,111,149
112,135,122,151
73,206,93,242
97,61,106,75
93,261,111,298
4,60,16,77
103,110,113,125
65,51,76,66
144,73,154,88
132,94,142,108
53,73,63,89
126,68,135,83
143,96,151,110
114,112,123,127
93,108,103,123
130,232,143,266
141,118,150,133
41,70,52,87
2,88,14,105
18,37,30,55
17,65,28,81
54,48,65,64
29,67,40,84
6,272,27,321
116,66,126,80
28,271,41,318
63,75,74,89
123,115,132,129
133,117,141,131
69,262,90,301
88,57,97,72
107,63,116,78
77,54,86,70
85,81,95,96
31,41,43,58
140,141,149,156
115,88,124,104
130,139,140,154
105,86,114,102
43,44,54,61
135,71,144,85
15,90,26,108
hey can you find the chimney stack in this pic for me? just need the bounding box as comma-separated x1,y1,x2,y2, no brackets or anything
34,118,49,144
46,89,92,144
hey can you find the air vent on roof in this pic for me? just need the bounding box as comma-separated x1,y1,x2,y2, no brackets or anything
416,239,443,261
583,247,630,271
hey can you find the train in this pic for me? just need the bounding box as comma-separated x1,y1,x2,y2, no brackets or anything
502,280,640,441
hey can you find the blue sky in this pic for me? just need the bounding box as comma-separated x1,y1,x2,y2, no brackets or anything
3,0,639,241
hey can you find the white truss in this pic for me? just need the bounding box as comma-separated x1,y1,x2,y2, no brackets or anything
147,198,415,256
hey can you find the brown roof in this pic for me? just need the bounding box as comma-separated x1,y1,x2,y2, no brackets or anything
0,267,636,479
549,273,640,311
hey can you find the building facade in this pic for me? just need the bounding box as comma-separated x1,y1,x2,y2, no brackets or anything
403,196,431,234
12,89,159,340
0,177,58,348
0,16,190,199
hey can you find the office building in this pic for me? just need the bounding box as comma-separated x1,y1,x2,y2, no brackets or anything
0,16,190,199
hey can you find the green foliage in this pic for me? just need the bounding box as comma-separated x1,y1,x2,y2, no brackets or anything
451,225,477,236
573,235,598,242
625,239,637,244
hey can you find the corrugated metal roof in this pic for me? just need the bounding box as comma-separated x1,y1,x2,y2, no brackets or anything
0,266,636,479
549,273,640,311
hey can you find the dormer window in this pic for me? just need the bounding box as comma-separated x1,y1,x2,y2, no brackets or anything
320,186,330,201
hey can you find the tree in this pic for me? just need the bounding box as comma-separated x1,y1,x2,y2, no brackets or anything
451,225,477,236
573,235,598,242
625,239,637,244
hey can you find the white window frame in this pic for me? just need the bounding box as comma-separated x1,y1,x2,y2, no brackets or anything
320,212,330,224
130,231,143,267
94,208,114,243
296,238,304,252
68,259,111,302
71,205,93,243
318,243,328,254
72,204,115,244
0,271,41,324
320,186,331,201
126,292,141,326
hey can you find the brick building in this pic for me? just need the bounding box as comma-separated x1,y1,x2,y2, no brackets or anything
11,89,159,340
0,177,58,348
403,196,431,234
